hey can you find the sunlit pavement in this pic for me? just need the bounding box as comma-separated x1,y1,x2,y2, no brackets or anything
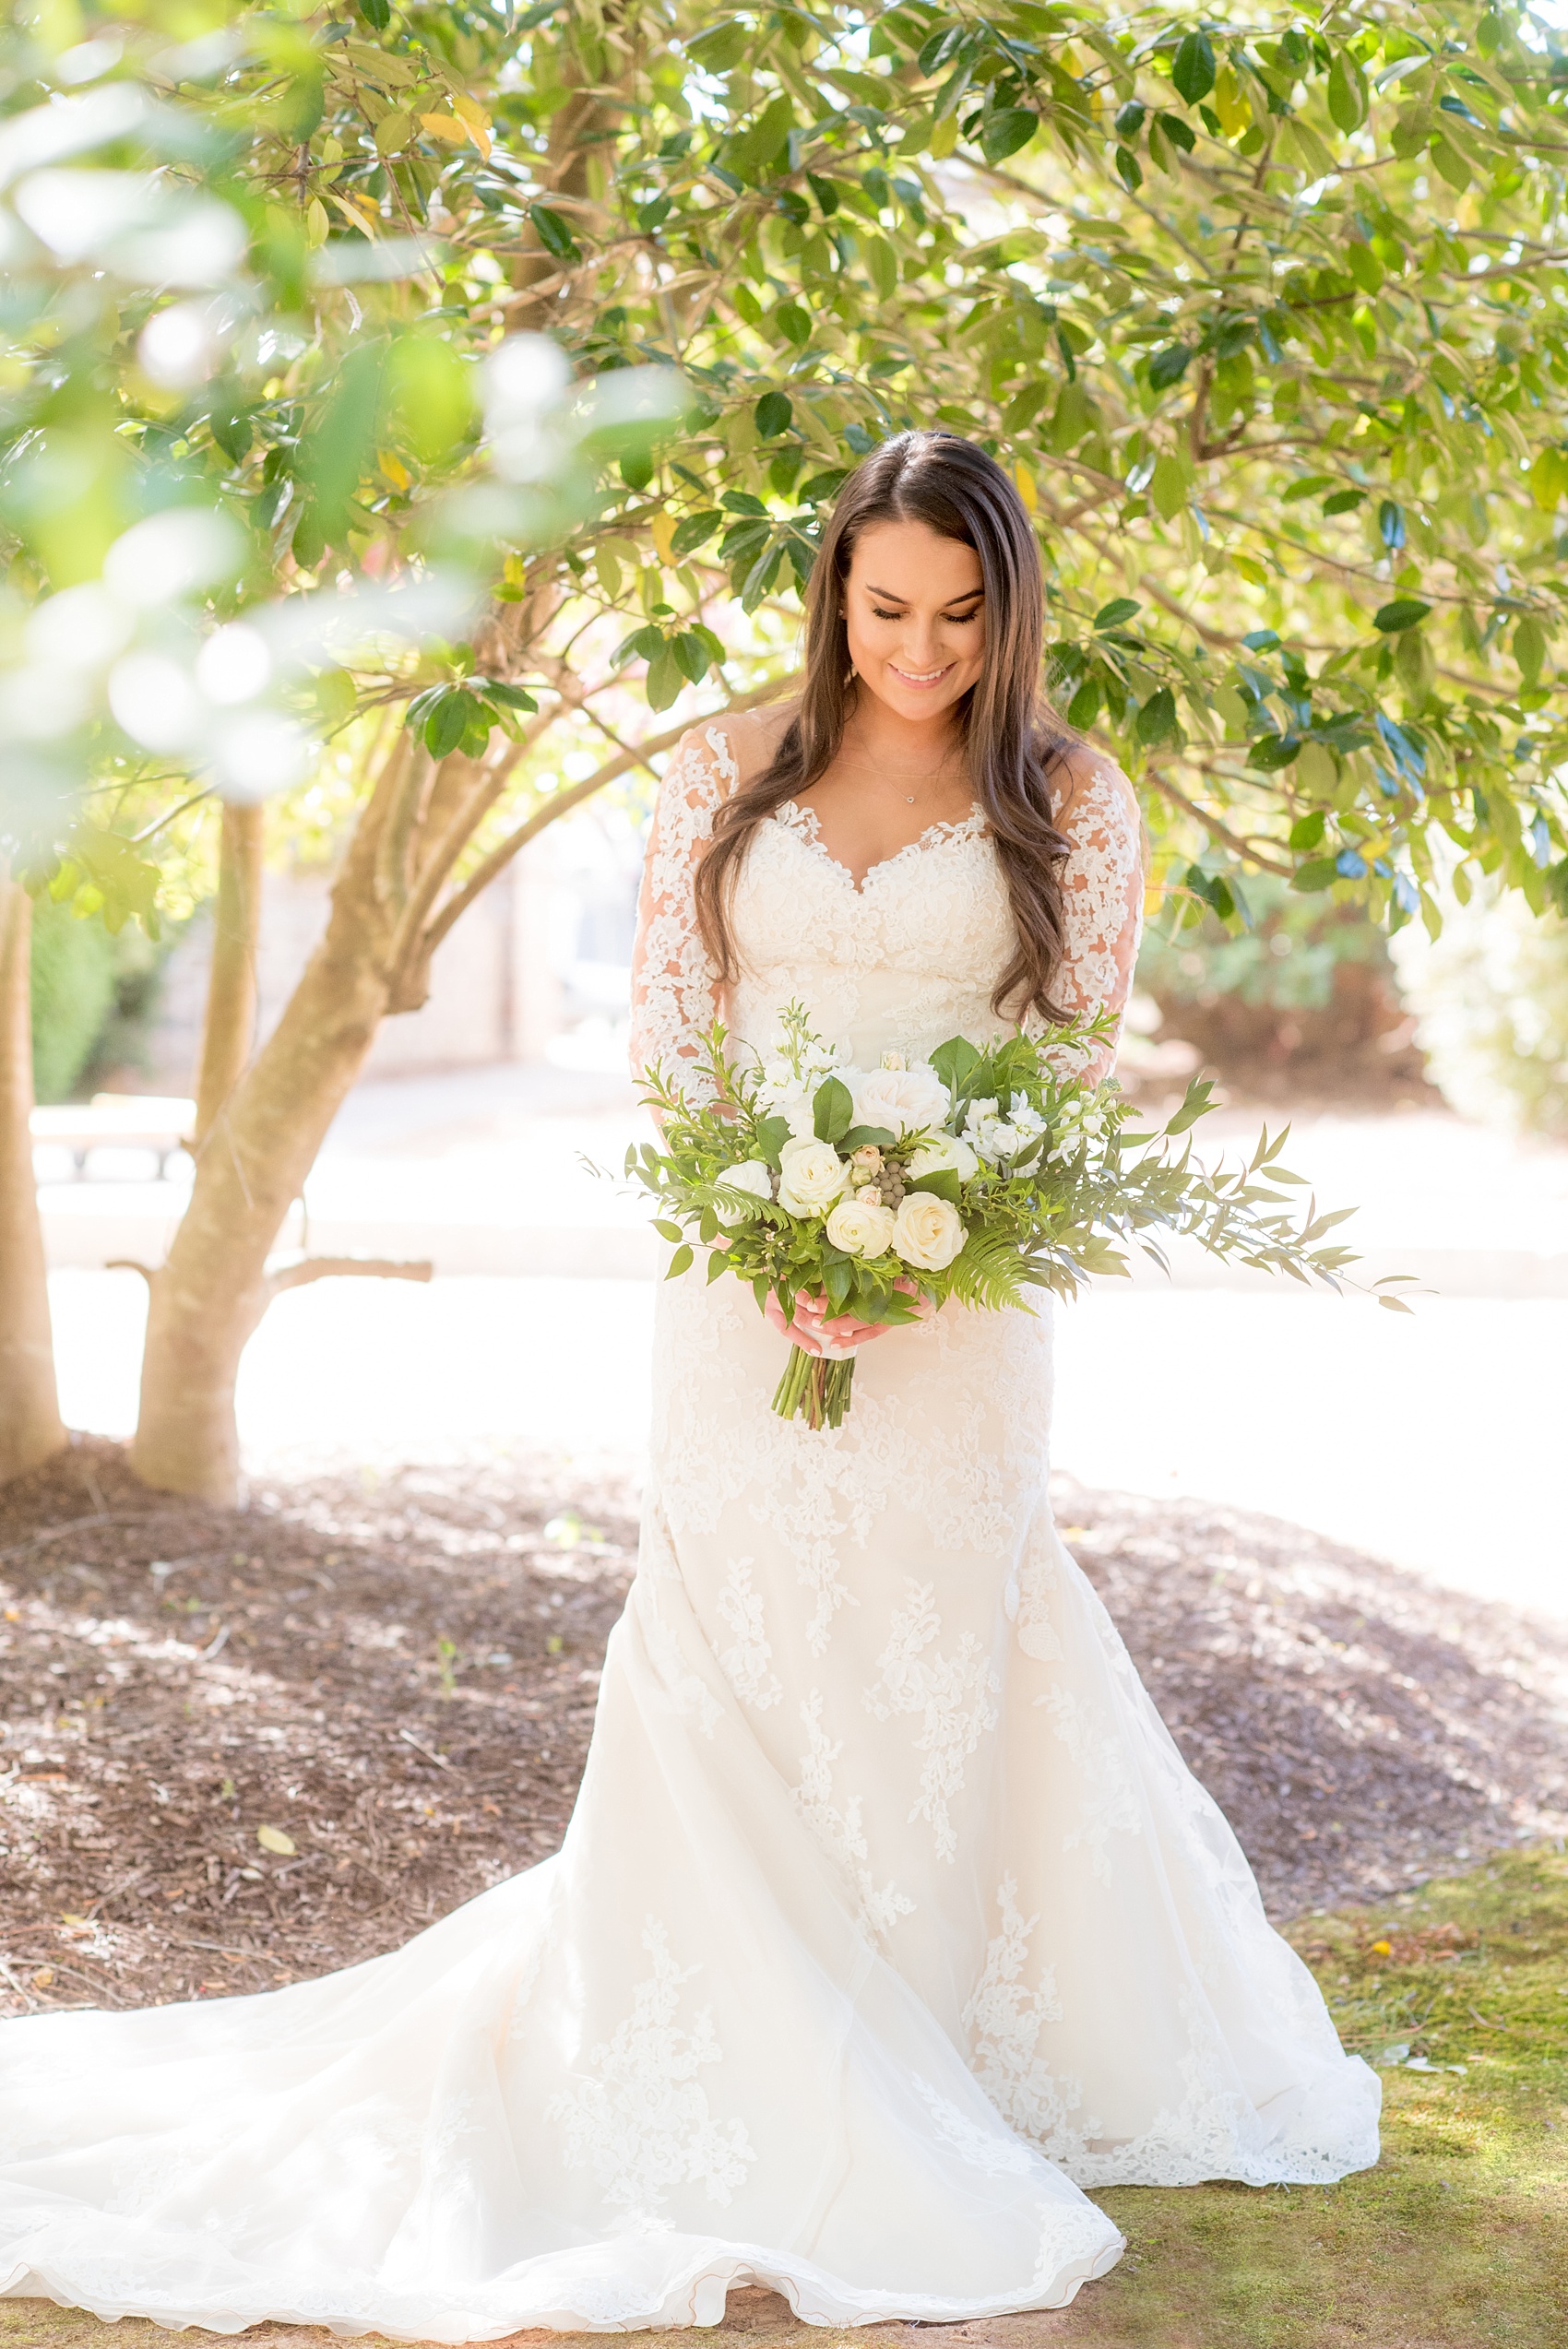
48,1267,1568,1626
37,1062,1568,1621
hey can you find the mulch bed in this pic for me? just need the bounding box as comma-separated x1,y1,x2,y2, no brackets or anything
2,1436,1565,2015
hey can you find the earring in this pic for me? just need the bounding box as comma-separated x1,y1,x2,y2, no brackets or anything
844,662,856,684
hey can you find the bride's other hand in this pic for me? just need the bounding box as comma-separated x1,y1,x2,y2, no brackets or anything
765,1281,932,1356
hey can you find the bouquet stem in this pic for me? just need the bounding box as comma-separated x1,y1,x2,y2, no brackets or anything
772,1344,856,1430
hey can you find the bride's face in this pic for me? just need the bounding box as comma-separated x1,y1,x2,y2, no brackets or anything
841,519,986,725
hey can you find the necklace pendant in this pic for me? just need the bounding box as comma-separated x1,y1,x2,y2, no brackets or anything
904,794,915,804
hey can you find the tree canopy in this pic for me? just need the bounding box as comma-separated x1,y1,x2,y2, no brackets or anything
4,0,1566,950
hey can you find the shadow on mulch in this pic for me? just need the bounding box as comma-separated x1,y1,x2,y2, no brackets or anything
1,1435,1564,2016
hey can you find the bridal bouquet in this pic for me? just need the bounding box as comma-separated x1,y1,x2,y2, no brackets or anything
626,1003,1384,1430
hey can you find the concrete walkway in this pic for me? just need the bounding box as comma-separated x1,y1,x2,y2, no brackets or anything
37,1064,1568,1622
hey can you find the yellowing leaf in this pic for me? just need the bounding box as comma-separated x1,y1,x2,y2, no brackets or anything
256,1824,296,1856
374,110,413,157
60,1912,89,1927
30,1967,53,1988
1371,1940,1392,1956
650,509,679,564
378,448,411,492
449,91,493,158
1013,461,1037,515
304,197,329,250
420,112,468,147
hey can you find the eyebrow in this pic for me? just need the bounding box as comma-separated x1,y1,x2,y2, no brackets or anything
864,583,984,604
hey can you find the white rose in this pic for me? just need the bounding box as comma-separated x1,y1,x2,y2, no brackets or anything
715,1158,774,1219
892,1192,967,1273
777,1136,849,1216
906,1130,979,1182
825,1195,897,1256
851,1062,950,1138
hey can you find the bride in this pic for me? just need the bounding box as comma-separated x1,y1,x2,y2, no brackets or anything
0,431,1378,2342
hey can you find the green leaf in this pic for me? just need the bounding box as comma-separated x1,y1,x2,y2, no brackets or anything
1135,687,1178,745
1066,676,1100,729
666,1243,695,1278
357,0,391,25
482,681,538,710
773,302,812,348
1326,51,1367,133
1147,344,1193,391
840,1123,897,1152
1094,598,1141,630
425,690,479,758
929,1035,981,1091
1515,616,1547,682
1288,810,1326,851
672,631,712,684
1323,488,1365,516
1150,455,1187,520
686,19,749,71
1373,599,1432,634
908,1167,962,1204
981,108,1038,163
671,510,723,557
812,1075,854,1144
1171,30,1217,105
646,642,684,710
1290,857,1341,893
753,1114,791,1168
530,204,579,262
1163,1077,1216,1136
754,390,793,439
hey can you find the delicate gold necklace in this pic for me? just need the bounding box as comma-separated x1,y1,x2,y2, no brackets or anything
838,733,962,807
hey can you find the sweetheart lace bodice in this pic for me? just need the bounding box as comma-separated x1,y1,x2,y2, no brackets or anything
630,719,1146,1086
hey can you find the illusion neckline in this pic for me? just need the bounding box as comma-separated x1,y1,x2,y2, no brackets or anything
773,797,989,896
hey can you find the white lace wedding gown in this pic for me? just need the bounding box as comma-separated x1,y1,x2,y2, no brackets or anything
0,720,1378,2343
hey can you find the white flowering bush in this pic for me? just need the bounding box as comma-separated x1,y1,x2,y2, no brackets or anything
624,1002,1381,1430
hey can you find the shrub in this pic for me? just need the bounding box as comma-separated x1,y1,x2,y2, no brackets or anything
29,898,118,1103
1136,876,1422,1095
1391,884,1568,1136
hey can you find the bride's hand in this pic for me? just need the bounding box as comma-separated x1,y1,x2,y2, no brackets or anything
765,1282,932,1357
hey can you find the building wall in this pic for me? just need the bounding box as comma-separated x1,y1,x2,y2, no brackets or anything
140,837,561,1090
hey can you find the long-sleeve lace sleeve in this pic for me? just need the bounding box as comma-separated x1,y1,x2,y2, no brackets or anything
628,720,739,1086
1050,756,1146,1087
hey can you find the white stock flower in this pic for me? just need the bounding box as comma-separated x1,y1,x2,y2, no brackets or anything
851,1061,949,1138
777,1136,849,1216
825,1194,897,1256
715,1158,774,1218
906,1130,979,1181
892,1192,967,1272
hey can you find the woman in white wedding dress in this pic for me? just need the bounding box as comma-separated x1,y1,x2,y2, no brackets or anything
0,433,1377,2342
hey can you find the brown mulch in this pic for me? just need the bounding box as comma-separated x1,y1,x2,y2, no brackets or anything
2,1436,1565,2016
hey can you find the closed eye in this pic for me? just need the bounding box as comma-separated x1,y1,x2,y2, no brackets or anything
870,606,980,623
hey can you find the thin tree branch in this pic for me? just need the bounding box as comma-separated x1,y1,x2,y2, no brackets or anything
266,1256,434,1299
421,678,795,962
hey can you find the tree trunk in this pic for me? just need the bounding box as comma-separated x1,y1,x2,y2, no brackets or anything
130,814,397,1501
193,801,264,1153
0,872,66,1484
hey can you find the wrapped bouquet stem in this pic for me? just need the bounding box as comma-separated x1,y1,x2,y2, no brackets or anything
622,1002,1408,1431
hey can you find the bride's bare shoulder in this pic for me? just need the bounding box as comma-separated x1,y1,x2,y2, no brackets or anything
699,695,799,789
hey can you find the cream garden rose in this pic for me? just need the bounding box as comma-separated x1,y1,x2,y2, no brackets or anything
850,1061,949,1138
892,1191,966,1272
906,1130,979,1182
824,1194,897,1257
777,1136,849,1216
716,1158,774,1219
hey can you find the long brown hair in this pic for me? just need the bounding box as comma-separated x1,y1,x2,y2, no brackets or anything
695,429,1080,1023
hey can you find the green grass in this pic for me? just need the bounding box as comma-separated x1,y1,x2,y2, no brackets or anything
1077,1843,1568,2347
5,1849,1565,2349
